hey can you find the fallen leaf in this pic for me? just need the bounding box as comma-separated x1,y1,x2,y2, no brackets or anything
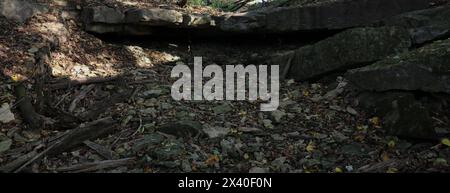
387,140,396,148
205,155,220,166
386,167,398,173
441,138,450,147
370,117,381,128
243,153,249,160
335,167,343,173
306,141,315,153
381,152,390,161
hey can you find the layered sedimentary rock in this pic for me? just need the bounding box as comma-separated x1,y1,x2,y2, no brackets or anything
269,27,411,80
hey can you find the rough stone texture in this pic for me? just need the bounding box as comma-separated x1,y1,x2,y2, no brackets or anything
182,14,214,28
81,0,430,34
270,26,411,81
218,11,266,32
81,6,124,34
82,6,214,34
125,8,183,26
346,38,450,94
357,92,437,139
219,0,430,33
81,6,125,24
0,0,48,23
383,5,450,44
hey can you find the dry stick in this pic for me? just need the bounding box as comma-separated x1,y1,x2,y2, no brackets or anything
357,159,398,173
83,140,119,160
55,158,135,173
68,84,95,112
14,83,44,130
0,151,38,173
49,76,120,90
12,117,116,173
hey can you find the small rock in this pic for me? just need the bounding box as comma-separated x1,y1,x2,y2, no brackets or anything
286,131,300,138
238,127,262,133
269,110,286,123
181,160,192,172
262,119,274,129
254,152,265,161
330,105,344,111
158,120,203,138
346,106,358,115
0,136,12,153
220,139,238,156
271,157,287,166
160,102,173,110
345,165,354,172
28,47,39,53
249,167,267,173
202,126,230,138
153,140,185,160
271,134,285,141
157,161,180,168
141,89,163,98
140,108,157,116
0,103,15,123
213,103,232,114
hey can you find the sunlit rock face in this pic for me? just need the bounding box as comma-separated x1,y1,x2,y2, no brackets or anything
81,0,431,35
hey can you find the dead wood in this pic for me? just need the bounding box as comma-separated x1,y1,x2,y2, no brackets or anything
55,158,134,173
9,117,116,173
14,83,45,130
83,140,119,160
49,76,120,90
80,90,132,121
68,84,95,112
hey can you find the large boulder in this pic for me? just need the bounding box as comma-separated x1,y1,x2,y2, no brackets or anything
218,11,266,32
346,38,450,94
219,0,430,33
0,0,48,23
383,5,450,44
81,6,125,34
82,6,214,34
125,8,183,26
357,92,437,139
270,26,411,81
81,6,124,24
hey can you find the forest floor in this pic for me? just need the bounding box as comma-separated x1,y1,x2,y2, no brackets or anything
0,0,449,173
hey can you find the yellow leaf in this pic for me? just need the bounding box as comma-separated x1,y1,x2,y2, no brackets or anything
370,117,381,128
306,141,315,153
11,74,23,82
335,167,343,173
387,140,396,148
205,155,220,166
354,135,365,142
303,90,310,97
386,167,398,173
441,138,450,147
381,152,390,161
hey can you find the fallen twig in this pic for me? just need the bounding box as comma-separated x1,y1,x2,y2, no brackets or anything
68,84,95,112
83,140,119,160
49,76,120,90
55,158,135,173
9,117,116,173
